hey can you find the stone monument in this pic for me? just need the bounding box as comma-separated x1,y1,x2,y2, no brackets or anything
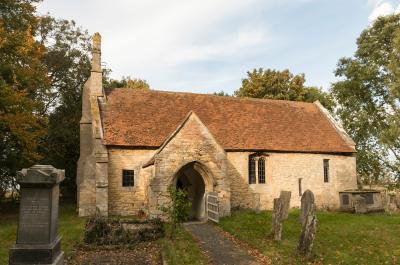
280,190,291,220
271,191,291,241
271,198,283,241
299,189,315,226
9,165,65,265
298,190,318,257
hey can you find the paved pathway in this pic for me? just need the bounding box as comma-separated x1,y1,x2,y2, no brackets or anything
184,222,259,265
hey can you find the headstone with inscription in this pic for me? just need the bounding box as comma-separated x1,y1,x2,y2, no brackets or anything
9,165,65,265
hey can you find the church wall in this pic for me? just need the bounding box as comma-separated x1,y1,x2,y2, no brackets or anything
149,114,233,219
227,152,357,210
107,148,156,216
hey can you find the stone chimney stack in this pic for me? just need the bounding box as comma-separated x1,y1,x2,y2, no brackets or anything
89,32,103,96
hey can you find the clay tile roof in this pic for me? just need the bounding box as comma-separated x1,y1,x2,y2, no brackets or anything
101,89,355,153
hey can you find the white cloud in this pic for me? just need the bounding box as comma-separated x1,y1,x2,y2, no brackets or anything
396,3,400,13
37,0,270,81
368,1,395,22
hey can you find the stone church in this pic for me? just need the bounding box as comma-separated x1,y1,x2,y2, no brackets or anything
77,33,357,219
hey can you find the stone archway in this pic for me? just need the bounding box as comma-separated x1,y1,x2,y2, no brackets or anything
173,161,213,220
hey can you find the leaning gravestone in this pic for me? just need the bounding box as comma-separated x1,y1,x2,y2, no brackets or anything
271,198,284,241
9,165,65,265
300,189,315,226
297,190,318,258
280,191,291,220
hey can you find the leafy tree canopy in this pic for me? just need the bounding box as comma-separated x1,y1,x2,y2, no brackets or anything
235,68,335,111
0,0,92,201
0,0,48,197
332,14,400,184
104,74,150,90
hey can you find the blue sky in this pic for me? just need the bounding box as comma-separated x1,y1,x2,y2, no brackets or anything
37,0,400,94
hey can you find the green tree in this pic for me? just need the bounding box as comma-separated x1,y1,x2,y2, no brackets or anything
0,0,48,199
104,75,150,90
160,186,191,239
332,14,400,184
213,90,231,97
0,0,92,201
235,68,335,111
38,16,91,201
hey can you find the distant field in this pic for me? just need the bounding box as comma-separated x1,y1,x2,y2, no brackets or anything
219,209,400,264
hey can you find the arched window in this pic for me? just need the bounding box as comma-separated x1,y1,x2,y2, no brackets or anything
248,157,256,184
258,157,265,184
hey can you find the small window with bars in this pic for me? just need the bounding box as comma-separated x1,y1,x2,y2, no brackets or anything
248,157,256,184
323,159,329,183
258,157,265,184
342,194,349,205
361,193,374,204
122,170,134,187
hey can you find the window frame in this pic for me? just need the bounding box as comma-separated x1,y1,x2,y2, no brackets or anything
323,159,329,183
258,157,265,184
122,169,135,187
248,157,256,184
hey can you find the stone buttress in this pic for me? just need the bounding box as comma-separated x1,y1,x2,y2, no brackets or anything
76,33,109,216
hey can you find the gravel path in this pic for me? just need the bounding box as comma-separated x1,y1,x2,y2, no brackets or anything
184,222,259,265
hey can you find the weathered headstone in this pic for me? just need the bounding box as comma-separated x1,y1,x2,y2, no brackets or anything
354,197,367,214
297,190,317,257
280,191,291,220
271,198,283,241
9,165,65,265
300,189,315,226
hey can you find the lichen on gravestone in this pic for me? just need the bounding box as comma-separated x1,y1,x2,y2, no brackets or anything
300,189,315,226
297,190,318,258
271,197,284,241
280,190,291,221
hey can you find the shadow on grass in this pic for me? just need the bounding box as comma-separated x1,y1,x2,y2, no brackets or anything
0,203,86,265
219,209,400,265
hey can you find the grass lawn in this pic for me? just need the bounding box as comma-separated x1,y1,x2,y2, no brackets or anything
219,209,400,265
160,224,209,265
0,204,86,265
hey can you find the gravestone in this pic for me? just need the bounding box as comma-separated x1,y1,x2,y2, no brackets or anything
280,191,291,220
9,165,65,265
300,189,315,226
271,198,283,241
297,190,317,257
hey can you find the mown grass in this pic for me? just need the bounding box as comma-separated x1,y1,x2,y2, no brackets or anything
0,204,86,265
160,224,209,265
219,209,400,265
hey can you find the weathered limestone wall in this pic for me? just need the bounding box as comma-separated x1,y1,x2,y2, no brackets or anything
107,148,155,216
227,152,357,210
149,113,234,218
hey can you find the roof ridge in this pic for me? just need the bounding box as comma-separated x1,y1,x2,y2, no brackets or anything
110,88,316,106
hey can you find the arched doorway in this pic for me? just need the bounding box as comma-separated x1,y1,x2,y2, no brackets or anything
175,162,208,220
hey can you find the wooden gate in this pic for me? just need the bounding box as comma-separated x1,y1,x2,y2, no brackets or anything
206,192,219,223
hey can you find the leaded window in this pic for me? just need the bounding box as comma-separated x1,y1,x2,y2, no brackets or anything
248,157,256,184
258,157,265,184
122,170,134,187
323,159,329,183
